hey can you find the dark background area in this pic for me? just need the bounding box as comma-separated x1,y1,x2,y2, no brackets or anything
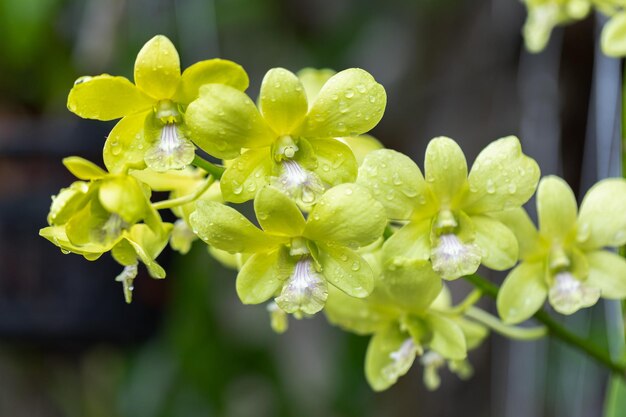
0,0,615,416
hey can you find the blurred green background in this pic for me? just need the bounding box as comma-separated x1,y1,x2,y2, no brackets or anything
0,0,621,416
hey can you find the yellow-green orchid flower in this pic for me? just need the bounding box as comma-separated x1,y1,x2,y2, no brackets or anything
325,276,487,391
67,35,248,173
357,136,540,280
39,157,171,302
185,67,386,207
601,8,626,56
189,184,386,317
495,176,626,323
522,0,591,53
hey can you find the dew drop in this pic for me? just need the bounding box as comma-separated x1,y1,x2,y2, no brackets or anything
344,90,354,98
369,95,377,103
351,262,360,271
356,84,367,93
507,183,517,194
486,179,496,194
345,188,353,195
340,254,349,262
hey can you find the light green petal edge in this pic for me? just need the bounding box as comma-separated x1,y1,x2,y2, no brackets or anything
189,200,286,253
365,322,414,392
577,178,626,249
304,183,386,248
496,262,547,324
236,249,291,304
586,250,626,299
426,313,467,360
104,112,151,174
601,12,626,58
186,84,275,160
174,58,249,104
133,35,181,99
254,186,306,236
220,148,273,204
297,68,387,138
62,156,107,180
463,136,540,215
324,285,392,335
317,242,374,298
67,75,153,121
424,137,468,208
357,149,430,220
259,68,308,135
537,176,578,240
472,215,519,270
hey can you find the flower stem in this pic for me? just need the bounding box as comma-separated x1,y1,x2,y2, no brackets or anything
465,306,547,341
464,273,626,377
192,154,225,179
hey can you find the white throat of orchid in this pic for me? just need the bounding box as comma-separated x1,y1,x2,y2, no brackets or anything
272,159,325,206
100,213,128,243
144,122,196,172
381,337,419,385
275,256,328,318
548,270,600,315
431,233,482,280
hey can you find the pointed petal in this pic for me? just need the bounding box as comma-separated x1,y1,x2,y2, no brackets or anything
463,136,540,214
497,262,547,324
358,149,432,220
298,68,386,137
577,178,626,249
472,215,518,270
259,68,308,135
186,84,275,159
382,219,432,264
537,176,577,240
365,323,416,392
317,242,374,298
134,35,181,99
424,137,468,207
67,75,153,121
308,138,358,187
220,148,273,203
236,249,291,304
124,223,172,279
304,184,386,248
426,313,467,360
254,186,306,236
62,156,107,180
325,285,392,335
189,200,286,253
103,112,151,173
374,259,442,314
601,12,626,57
586,250,626,299
174,58,249,103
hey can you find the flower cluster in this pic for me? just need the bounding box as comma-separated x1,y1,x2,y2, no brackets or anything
521,0,626,56
42,35,626,391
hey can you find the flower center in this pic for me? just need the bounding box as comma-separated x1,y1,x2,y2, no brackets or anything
431,233,482,280
272,160,325,206
144,123,196,172
100,213,128,243
381,337,419,384
275,256,328,318
548,271,600,315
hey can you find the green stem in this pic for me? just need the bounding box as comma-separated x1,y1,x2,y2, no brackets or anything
465,306,547,341
192,155,225,179
152,176,215,210
464,274,626,377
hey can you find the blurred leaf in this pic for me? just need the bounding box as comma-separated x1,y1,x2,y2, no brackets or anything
604,375,626,417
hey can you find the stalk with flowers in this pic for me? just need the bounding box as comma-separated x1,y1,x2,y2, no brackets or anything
41,34,626,392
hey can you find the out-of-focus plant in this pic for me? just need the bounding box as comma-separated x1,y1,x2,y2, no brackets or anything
520,0,626,57
40,35,626,393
